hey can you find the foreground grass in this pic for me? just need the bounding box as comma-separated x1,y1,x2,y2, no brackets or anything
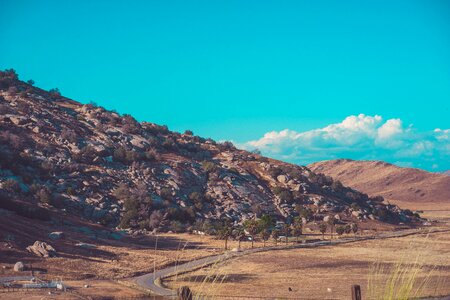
167,230,450,299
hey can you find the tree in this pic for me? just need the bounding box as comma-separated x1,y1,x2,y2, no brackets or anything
184,130,193,135
312,205,319,222
291,217,303,243
48,88,60,96
351,223,358,237
344,224,352,235
27,79,35,86
244,219,260,248
327,215,336,240
233,225,246,249
218,220,233,250
169,221,184,233
335,225,346,237
319,223,327,240
258,214,274,232
271,229,280,246
189,191,204,210
281,223,290,244
149,210,163,229
260,229,271,247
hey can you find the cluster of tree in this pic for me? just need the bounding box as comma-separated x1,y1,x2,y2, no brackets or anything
195,213,362,250
318,218,358,240
202,214,306,250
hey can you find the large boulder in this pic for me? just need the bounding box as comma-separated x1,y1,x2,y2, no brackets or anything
26,241,57,258
277,175,288,184
14,261,24,272
352,211,361,217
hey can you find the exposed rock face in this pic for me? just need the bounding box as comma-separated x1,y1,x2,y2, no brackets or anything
14,261,24,271
0,72,421,232
26,241,57,257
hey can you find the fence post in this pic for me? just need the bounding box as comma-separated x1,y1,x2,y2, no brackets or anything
351,284,362,300
178,286,193,300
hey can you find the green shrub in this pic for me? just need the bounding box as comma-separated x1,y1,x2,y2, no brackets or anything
160,187,173,200
201,161,217,173
145,148,159,161
36,188,52,204
2,179,20,193
169,220,184,233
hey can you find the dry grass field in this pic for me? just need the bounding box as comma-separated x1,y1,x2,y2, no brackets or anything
2,208,448,299
167,229,450,299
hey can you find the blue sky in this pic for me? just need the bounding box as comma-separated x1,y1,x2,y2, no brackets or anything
1,1,449,171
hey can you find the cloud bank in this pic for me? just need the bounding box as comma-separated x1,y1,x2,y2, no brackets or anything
242,114,450,171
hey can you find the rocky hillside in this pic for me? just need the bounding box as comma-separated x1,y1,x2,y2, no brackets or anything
0,70,420,233
309,159,450,211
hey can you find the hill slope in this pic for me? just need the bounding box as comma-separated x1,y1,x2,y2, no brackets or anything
0,70,419,232
309,159,450,211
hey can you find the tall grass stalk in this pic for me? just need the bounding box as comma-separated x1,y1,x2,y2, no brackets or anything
367,235,440,300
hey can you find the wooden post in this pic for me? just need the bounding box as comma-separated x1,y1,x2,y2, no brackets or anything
178,286,192,300
351,284,362,300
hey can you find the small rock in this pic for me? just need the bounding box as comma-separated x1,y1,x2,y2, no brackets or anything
277,175,288,184
48,232,64,240
76,243,97,249
14,261,24,272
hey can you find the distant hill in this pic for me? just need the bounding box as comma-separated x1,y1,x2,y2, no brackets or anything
309,159,450,211
0,69,419,234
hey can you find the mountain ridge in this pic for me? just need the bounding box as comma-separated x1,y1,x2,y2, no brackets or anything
309,159,450,211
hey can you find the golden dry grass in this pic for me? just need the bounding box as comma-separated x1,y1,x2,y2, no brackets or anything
167,230,450,299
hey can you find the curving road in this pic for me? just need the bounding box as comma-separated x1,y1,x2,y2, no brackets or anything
134,253,227,297
132,227,449,297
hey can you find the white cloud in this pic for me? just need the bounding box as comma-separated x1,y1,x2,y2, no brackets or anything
241,114,450,171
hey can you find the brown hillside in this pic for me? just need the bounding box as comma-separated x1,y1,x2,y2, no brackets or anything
309,159,450,211
0,69,421,238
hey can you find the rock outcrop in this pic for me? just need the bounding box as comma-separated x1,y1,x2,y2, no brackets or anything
26,241,57,257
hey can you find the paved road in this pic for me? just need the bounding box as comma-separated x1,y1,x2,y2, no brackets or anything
134,253,227,297
132,227,449,297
